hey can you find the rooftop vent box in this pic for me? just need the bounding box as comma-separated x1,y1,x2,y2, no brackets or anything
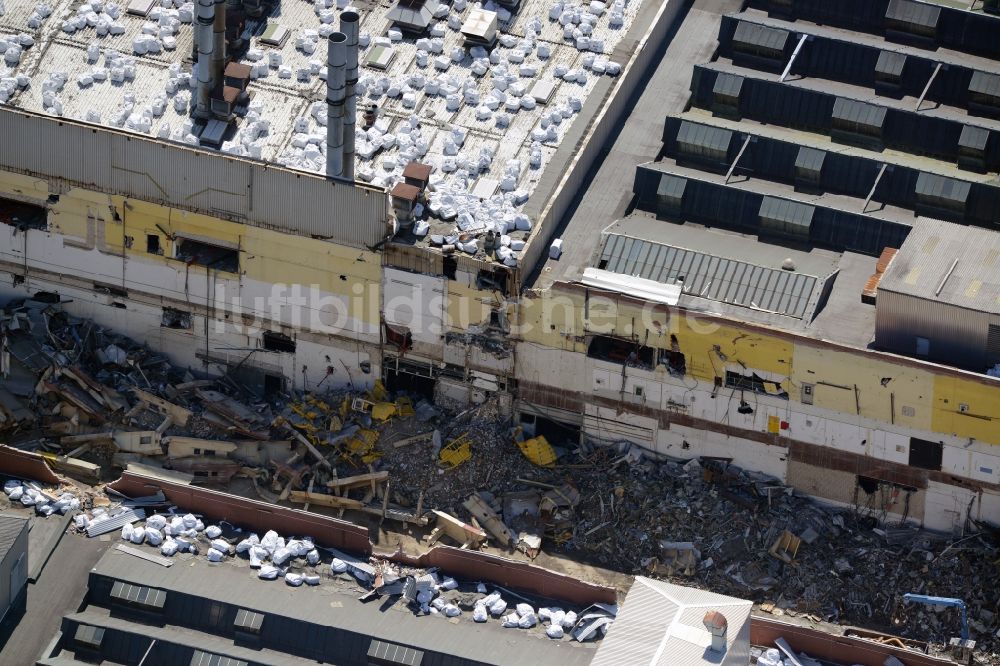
884,0,939,44
366,45,397,70
957,125,989,172
530,79,556,105
462,8,498,47
259,23,289,47
969,71,1000,118
387,0,439,35
793,146,825,189
759,196,815,240
403,162,433,190
874,50,907,97
731,20,789,70
127,0,155,16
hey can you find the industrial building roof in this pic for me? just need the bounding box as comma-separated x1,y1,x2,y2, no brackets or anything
589,577,751,666
0,0,654,267
0,514,27,562
884,0,941,28
878,218,1000,316
85,547,598,666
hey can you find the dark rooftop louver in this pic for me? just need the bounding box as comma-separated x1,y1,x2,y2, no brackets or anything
368,639,424,665
190,650,248,666
109,581,166,610
656,174,687,203
759,196,816,235
831,98,887,129
875,50,907,78
915,172,971,204
234,608,264,632
959,125,990,151
676,121,733,160
733,20,789,52
885,0,941,29
969,71,1000,100
74,624,105,648
712,72,744,99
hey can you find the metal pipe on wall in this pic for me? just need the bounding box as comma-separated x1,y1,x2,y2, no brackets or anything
326,32,348,178
340,10,359,181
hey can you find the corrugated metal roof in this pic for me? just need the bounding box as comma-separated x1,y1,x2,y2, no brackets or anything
759,196,816,230
915,172,971,204
676,121,733,155
969,71,1000,98
832,98,887,129
733,20,789,52
656,174,687,201
712,72,744,99
110,581,167,609
85,508,146,537
368,639,424,665
190,649,248,666
0,515,27,562
598,234,820,318
794,147,826,173
590,577,752,666
879,218,1000,314
875,50,907,77
959,125,990,151
885,0,941,28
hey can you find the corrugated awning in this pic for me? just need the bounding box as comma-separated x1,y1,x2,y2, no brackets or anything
832,98,887,129
759,196,816,230
969,71,1000,98
915,172,971,204
596,234,819,319
656,174,687,201
190,650,248,666
733,20,789,51
712,72,744,98
794,146,826,174
875,50,907,77
959,125,989,151
676,121,733,155
368,639,424,665
885,0,940,28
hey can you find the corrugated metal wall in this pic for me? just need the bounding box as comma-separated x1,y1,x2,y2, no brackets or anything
0,108,388,249
656,117,1000,227
633,164,912,256
874,288,997,370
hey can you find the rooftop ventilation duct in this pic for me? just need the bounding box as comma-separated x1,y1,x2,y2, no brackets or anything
326,32,347,178
341,10,359,181
703,610,728,654
194,0,215,118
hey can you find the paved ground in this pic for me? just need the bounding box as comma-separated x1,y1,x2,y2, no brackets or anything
531,0,745,289
0,533,109,666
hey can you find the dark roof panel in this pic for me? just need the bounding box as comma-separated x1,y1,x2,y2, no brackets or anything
832,98,887,128
759,196,816,229
959,125,990,151
676,121,733,154
794,147,826,173
712,72,744,98
875,50,907,77
190,650,249,666
368,639,424,665
733,20,789,51
915,172,971,204
885,0,941,28
969,71,1000,98
656,174,687,201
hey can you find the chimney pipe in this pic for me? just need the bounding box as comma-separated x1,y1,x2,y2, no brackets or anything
211,0,227,95
194,0,216,118
340,10,359,181
326,32,348,178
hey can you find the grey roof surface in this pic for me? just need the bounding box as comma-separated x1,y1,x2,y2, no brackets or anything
875,50,907,78
0,514,28,563
879,217,1000,315
589,577,751,666
733,20,789,51
959,125,990,151
597,220,830,320
90,548,597,666
969,70,1000,98
794,146,826,173
832,97,887,129
915,172,971,204
758,196,816,231
885,0,941,28
676,121,733,154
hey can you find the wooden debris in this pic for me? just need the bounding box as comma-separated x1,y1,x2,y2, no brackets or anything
463,494,514,546
428,510,487,548
131,387,192,426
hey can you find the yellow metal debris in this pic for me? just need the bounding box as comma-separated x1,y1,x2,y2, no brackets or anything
438,433,472,470
516,434,557,468
371,402,397,421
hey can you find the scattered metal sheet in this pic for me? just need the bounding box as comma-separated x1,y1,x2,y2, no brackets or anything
86,508,146,537
115,544,174,567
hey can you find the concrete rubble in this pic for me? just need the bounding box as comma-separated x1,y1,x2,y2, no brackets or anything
2,300,998,663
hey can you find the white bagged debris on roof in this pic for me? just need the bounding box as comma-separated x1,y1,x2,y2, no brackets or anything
473,602,488,622
146,514,167,531
261,530,283,555
210,538,230,554
160,538,179,556
546,624,564,638
549,238,563,259
561,610,578,628
204,524,221,539
331,557,348,573
306,549,320,566
285,572,304,586
502,611,521,628
145,527,164,546
74,514,90,530
304,574,321,586
130,526,146,544
207,547,225,562
121,523,134,541
249,545,267,568
258,565,279,580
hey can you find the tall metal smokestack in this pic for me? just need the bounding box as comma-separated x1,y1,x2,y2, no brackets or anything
326,32,347,178
211,0,227,94
194,0,215,118
341,10,359,181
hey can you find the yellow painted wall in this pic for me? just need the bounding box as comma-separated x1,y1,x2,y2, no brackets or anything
0,171,49,202
932,375,1000,442
446,279,495,331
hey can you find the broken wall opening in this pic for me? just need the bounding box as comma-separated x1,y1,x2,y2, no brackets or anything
521,413,581,447
174,237,239,272
587,335,655,369
262,331,296,353
0,197,47,230
383,359,435,399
